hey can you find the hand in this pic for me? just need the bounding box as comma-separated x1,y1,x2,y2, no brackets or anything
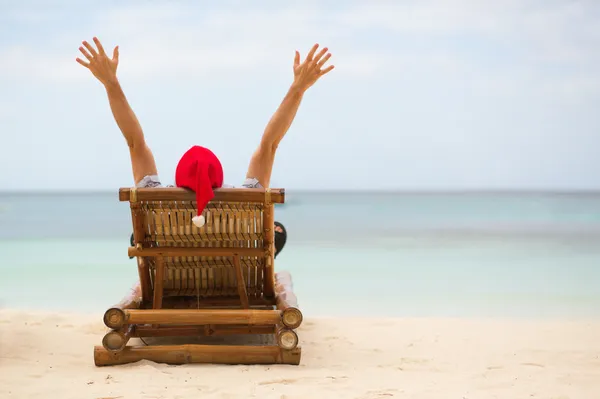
292,44,334,92
76,37,119,86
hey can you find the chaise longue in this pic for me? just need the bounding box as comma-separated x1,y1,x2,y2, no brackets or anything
93,186,302,366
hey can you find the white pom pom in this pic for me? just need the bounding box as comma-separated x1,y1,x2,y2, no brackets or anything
192,215,205,228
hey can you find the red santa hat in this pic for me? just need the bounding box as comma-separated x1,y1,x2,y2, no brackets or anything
175,145,224,228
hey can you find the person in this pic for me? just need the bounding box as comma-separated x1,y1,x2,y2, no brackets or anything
76,37,333,257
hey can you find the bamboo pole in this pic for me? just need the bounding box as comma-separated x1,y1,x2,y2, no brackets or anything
263,201,275,298
160,296,273,309
233,255,249,308
130,201,152,304
110,309,282,329
128,247,263,258
94,344,301,366
134,325,275,337
102,325,134,352
274,271,303,329
136,258,152,304
103,282,143,329
276,324,299,350
119,187,286,204
153,257,165,309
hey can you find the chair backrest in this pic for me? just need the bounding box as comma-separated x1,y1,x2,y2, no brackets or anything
120,187,285,308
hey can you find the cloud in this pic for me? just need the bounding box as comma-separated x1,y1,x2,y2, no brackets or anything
0,45,85,82
0,0,598,99
0,101,17,119
337,0,599,63
0,3,386,83
335,0,512,34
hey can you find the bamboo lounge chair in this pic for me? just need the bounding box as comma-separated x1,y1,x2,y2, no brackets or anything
93,187,302,366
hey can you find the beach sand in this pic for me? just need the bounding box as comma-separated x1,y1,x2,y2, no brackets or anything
0,310,599,399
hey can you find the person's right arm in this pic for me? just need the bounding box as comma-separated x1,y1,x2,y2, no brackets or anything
76,37,157,185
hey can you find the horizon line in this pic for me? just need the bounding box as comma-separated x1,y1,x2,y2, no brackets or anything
1,189,600,196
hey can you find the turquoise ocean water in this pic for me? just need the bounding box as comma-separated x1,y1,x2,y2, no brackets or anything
1,191,599,319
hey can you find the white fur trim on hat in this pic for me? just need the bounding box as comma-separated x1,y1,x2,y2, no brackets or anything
192,215,206,228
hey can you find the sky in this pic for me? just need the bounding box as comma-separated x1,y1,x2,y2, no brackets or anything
0,0,599,191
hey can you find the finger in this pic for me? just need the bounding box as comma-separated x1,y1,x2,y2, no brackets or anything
294,50,300,68
82,40,98,57
312,47,328,66
79,46,93,61
93,37,106,55
319,65,335,76
75,58,90,68
112,45,119,62
317,53,331,68
305,43,319,61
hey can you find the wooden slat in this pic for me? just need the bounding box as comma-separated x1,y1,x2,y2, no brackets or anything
119,187,285,203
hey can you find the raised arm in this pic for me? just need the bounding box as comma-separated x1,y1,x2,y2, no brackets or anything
245,43,334,187
76,37,157,185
